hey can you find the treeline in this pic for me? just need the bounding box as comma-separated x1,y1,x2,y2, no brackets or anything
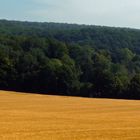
0,20,140,99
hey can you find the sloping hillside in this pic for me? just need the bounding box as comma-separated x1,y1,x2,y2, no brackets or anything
0,20,140,98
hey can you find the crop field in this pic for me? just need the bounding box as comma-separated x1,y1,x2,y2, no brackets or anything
0,90,140,140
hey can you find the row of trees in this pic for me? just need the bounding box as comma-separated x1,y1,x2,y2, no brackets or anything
0,34,140,99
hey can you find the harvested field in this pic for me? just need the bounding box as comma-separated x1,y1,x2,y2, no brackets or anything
0,90,140,140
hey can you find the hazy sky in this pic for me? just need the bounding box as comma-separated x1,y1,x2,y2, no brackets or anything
0,0,140,28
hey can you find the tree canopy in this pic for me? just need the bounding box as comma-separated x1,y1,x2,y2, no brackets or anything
0,20,140,99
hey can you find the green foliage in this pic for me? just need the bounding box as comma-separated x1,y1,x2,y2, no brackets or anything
129,74,140,99
0,20,140,99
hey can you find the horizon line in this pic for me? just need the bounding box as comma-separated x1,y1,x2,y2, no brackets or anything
0,18,140,30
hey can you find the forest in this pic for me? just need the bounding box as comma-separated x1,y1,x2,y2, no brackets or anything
0,19,140,99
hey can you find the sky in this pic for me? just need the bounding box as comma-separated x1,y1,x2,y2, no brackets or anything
0,0,140,29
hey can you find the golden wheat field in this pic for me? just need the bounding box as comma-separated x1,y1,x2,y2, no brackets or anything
0,90,140,140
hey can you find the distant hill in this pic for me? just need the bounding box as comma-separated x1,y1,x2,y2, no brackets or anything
1,19,140,53
0,19,140,99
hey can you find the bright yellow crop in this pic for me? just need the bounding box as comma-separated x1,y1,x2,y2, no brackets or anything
0,90,140,140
